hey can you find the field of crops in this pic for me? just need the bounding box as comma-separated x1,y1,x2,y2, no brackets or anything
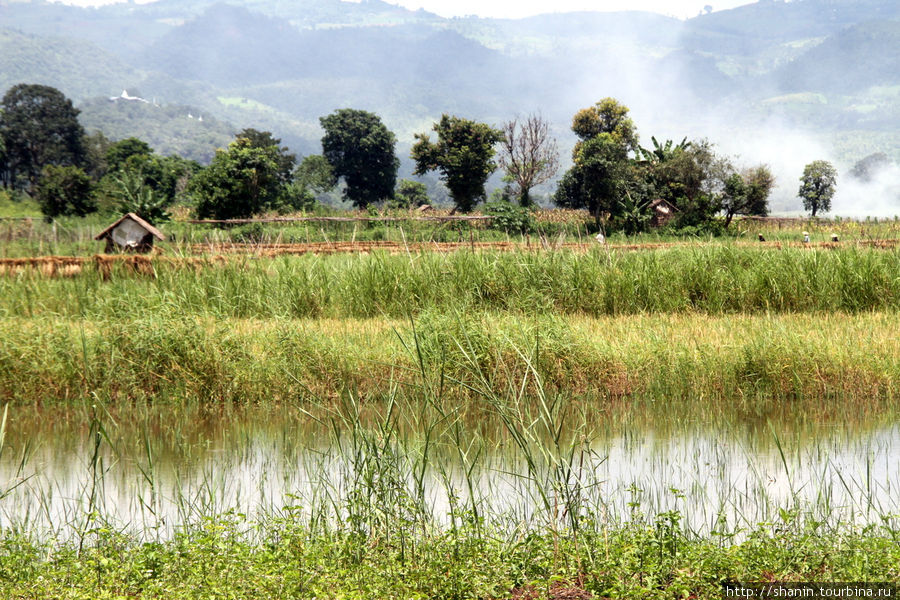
4,209,900,258
2,215,900,598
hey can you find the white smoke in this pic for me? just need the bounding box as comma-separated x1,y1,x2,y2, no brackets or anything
832,163,900,218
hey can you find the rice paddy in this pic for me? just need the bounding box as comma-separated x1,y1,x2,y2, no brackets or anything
1,220,899,598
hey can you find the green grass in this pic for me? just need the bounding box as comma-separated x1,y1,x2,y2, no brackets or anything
0,189,41,219
3,245,899,416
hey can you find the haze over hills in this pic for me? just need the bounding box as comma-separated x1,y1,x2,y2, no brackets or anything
3,0,900,213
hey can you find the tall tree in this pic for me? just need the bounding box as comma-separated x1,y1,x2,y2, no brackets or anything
319,109,398,208
553,98,637,222
849,152,891,183
554,133,630,221
294,155,336,194
0,84,85,189
190,138,283,220
571,97,639,152
799,160,837,217
498,114,559,206
82,131,112,180
411,114,503,213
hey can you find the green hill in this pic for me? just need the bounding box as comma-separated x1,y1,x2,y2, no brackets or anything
774,19,900,93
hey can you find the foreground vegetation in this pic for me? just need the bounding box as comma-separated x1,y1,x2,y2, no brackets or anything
1,516,897,599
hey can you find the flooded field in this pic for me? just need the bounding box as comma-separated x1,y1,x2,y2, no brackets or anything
3,404,898,541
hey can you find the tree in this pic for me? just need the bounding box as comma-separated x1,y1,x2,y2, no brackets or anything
82,131,112,180
0,135,6,177
294,155,336,194
651,140,727,206
637,136,690,166
35,165,96,219
498,114,559,206
320,109,399,208
649,139,732,227
391,179,429,209
719,165,774,227
616,192,651,235
571,97,639,152
742,166,775,217
106,137,153,172
99,152,185,214
0,84,85,189
236,128,296,185
190,138,283,220
799,160,837,217
554,133,631,221
553,99,640,225
411,115,503,213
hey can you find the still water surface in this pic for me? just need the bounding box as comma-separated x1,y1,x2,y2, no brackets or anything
1,406,898,540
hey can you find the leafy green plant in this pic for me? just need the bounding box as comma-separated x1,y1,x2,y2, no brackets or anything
484,200,536,234
108,168,172,224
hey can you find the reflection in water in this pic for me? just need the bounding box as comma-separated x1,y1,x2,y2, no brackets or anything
1,405,898,540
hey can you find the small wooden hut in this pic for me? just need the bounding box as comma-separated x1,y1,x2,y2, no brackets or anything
649,199,678,228
94,213,165,253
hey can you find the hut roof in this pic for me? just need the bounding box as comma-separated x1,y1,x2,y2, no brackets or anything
649,198,678,214
94,213,166,242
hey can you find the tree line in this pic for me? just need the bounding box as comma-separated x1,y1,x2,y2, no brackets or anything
1,83,842,229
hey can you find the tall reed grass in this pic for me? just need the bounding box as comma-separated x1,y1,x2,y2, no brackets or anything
1,311,898,422
3,246,900,318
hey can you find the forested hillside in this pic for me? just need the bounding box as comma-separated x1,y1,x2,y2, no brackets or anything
78,97,234,163
0,28,139,100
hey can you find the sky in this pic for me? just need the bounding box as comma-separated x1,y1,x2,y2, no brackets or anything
55,0,757,20
388,0,755,20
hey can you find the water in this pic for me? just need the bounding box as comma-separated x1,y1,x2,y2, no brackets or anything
1,405,898,540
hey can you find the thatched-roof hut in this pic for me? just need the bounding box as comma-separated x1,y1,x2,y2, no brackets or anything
649,199,678,228
95,213,165,253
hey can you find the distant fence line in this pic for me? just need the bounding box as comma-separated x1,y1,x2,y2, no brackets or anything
186,216,495,225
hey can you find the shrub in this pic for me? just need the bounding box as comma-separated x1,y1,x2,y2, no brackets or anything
484,200,535,234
